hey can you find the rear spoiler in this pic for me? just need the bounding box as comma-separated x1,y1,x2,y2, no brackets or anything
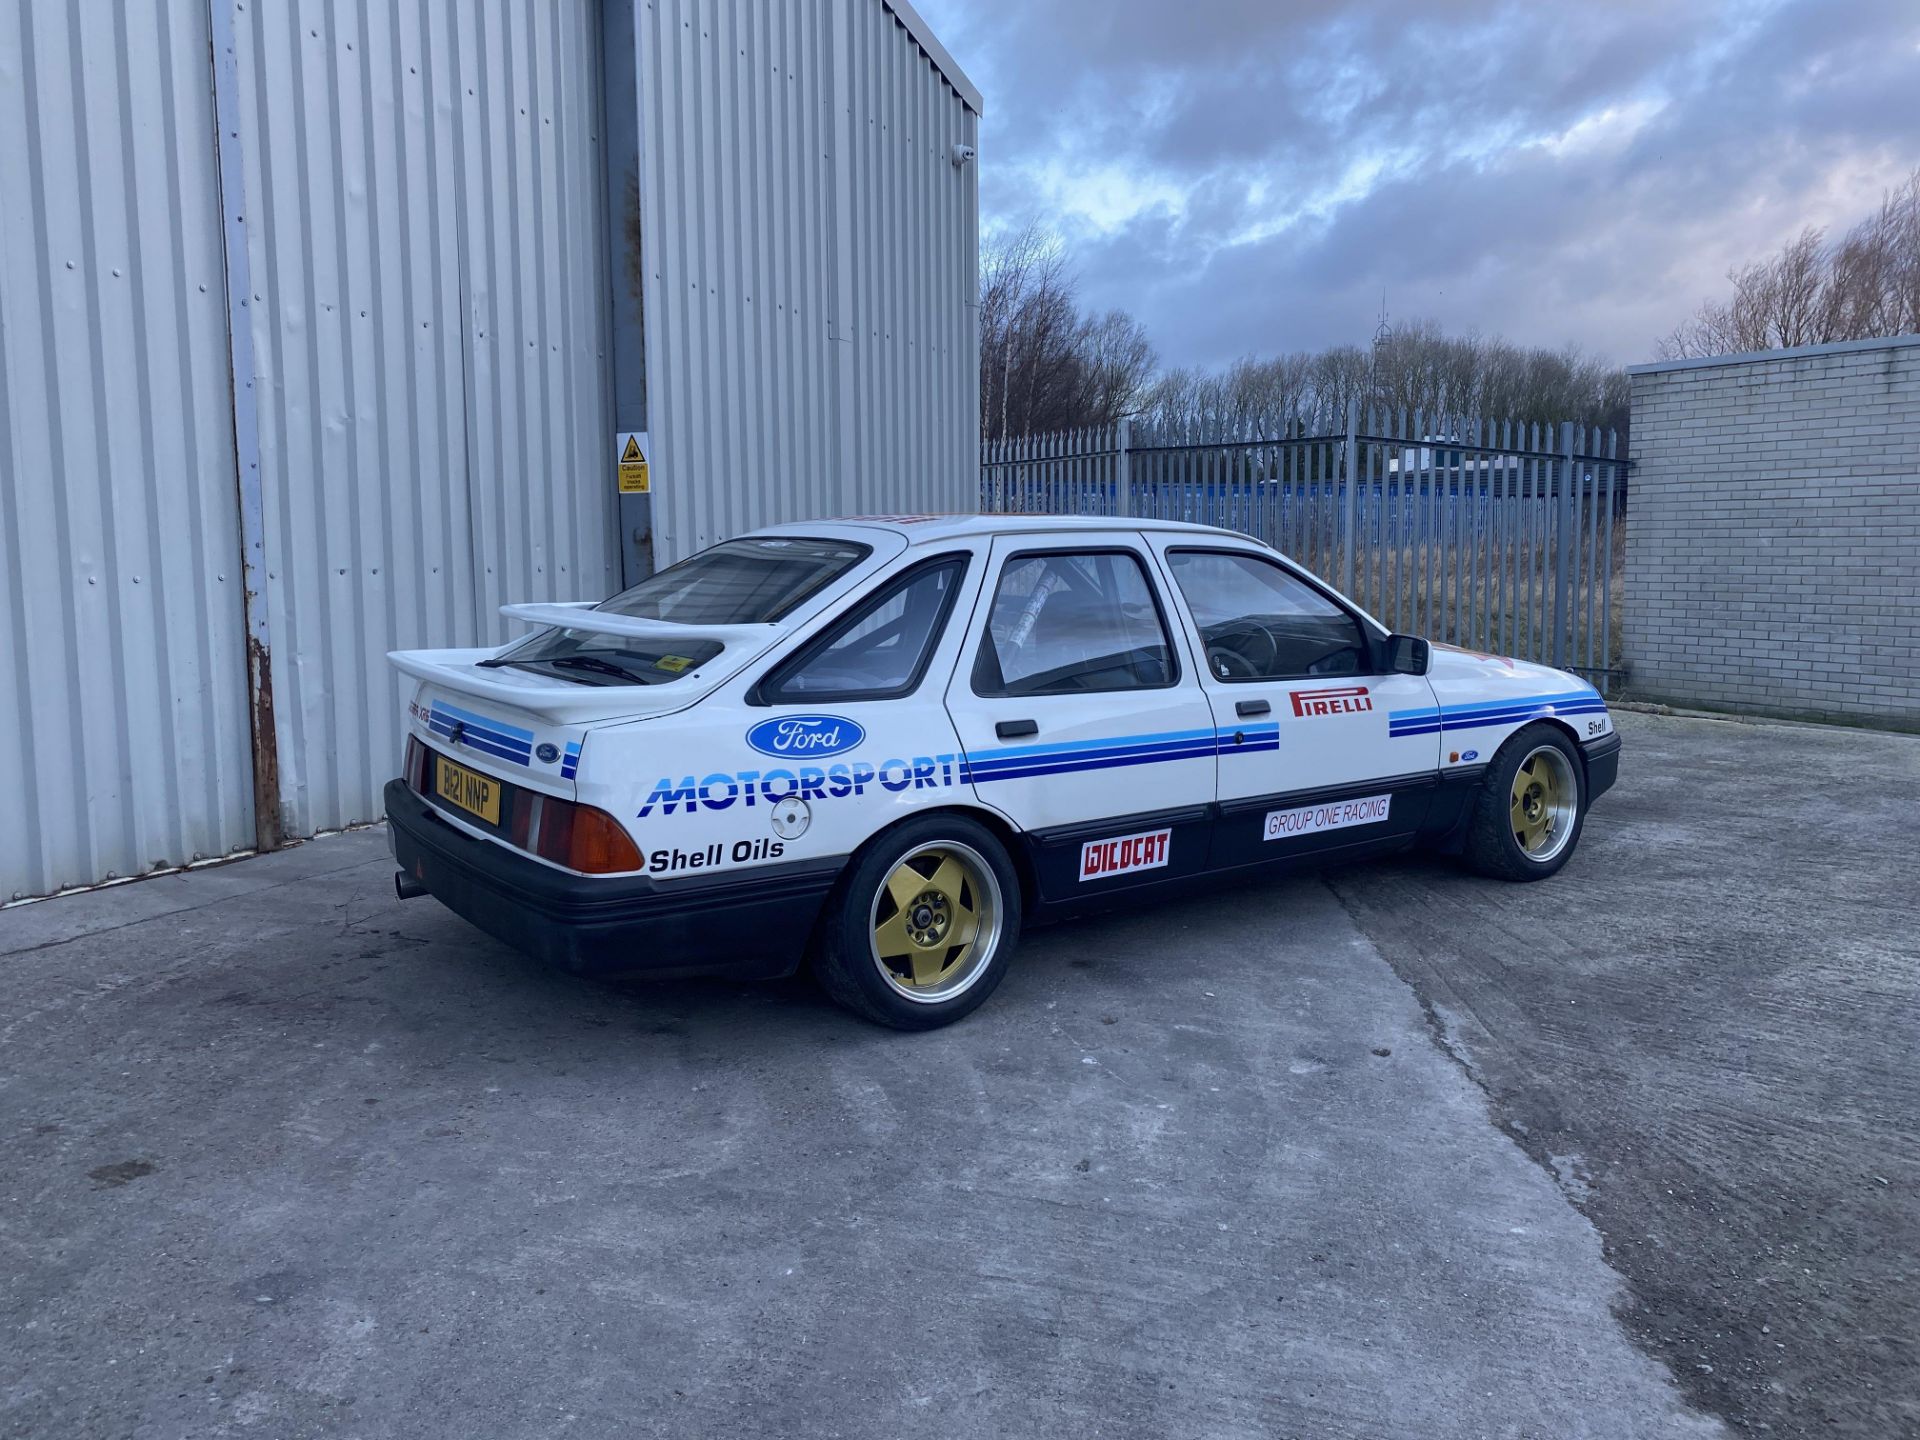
384,605,782,725
497,602,776,647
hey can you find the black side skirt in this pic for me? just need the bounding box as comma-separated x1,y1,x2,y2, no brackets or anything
1022,772,1447,914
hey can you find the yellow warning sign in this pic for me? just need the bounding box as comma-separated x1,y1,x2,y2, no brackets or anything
616,432,650,493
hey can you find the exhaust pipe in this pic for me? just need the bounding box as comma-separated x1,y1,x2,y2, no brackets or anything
394,870,429,901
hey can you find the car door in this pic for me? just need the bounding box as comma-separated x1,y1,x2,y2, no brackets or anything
1148,539,1441,870
945,534,1218,902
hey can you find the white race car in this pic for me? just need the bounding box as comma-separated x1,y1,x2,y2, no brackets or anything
386,516,1618,1028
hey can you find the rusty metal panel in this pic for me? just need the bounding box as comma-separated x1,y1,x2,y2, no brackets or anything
231,0,618,838
0,2,256,901
637,0,981,563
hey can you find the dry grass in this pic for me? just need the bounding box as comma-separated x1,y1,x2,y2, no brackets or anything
1339,520,1627,679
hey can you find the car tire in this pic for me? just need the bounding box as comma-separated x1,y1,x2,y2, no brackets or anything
812,814,1023,1030
1462,722,1587,882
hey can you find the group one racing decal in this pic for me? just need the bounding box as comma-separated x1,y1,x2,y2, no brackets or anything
1387,689,1607,739
1079,827,1171,882
634,723,1283,818
1263,793,1391,842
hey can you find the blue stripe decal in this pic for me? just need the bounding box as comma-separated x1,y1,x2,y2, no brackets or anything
428,724,530,767
427,719,532,763
430,700,534,742
968,743,1220,784
1390,707,1609,737
428,701,535,764
963,724,1278,785
427,716,534,755
1388,689,1607,738
560,742,581,780
431,723,533,759
966,735,1227,777
1404,707,1608,737
966,724,1219,764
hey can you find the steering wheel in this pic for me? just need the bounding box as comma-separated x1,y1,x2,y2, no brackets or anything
1206,622,1279,681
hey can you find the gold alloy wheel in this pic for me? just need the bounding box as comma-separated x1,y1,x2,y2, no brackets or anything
1509,744,1578,862
868,841,1002,1003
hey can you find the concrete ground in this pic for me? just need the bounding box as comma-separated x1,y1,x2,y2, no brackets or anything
1329,710,1920,1438
0,711,1910,1439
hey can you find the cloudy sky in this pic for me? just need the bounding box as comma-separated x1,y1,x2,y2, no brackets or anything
915,0,1920,371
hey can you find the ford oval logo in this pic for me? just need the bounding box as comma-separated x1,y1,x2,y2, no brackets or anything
746,714,865,759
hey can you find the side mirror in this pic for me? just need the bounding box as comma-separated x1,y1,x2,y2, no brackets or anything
1386,634,1430,676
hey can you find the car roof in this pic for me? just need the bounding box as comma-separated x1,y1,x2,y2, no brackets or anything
746,514,1260,548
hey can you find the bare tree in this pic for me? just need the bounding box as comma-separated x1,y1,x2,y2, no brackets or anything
1659,169,1920,359
978,224,1158,439
1140,324,1626,440
1074,309,1157,424
981,223,1634,443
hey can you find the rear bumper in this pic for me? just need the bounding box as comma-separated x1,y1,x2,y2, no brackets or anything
384,780,841,980
1582,731,1622,802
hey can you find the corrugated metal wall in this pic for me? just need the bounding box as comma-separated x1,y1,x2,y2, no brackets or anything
2,0,979,902
637,0,980,562
231,0,618,837
0,3,256,900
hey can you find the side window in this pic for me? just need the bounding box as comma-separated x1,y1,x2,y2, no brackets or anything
1165,550,1368,681
761,555,968,702
974,550,1175,697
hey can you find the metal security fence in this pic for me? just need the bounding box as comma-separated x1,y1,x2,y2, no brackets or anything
981,408,1628,691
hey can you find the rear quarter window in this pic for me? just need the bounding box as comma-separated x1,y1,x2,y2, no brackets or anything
485,536,869,687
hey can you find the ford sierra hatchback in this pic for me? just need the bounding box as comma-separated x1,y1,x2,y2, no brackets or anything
385,516,1619,1029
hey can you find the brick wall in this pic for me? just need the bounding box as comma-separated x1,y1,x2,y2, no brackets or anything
1625,335,1920,729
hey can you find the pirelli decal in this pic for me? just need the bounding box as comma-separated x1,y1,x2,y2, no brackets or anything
1290,685,1373,718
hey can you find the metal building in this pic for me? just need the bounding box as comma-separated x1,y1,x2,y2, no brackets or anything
0,0,980,902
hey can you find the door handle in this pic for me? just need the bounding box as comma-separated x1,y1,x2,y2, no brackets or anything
1235,699,1271,717
995,719,1038,739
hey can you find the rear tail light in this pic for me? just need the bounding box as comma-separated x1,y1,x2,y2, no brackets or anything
508,790,537,849
414,738,639,874
534,799,642,874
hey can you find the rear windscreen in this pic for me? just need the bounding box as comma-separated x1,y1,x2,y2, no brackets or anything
484,536,869,687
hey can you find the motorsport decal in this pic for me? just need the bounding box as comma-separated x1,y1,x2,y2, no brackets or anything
1388,689,1608,739
1263,793,1391,842
745,714,866,759
638,756,966,816
648,837,785,875
635,724,1285,818
1079,827,1171,882
1291,685,1373,718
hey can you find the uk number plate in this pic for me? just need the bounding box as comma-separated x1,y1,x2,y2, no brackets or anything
435,755,501,825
